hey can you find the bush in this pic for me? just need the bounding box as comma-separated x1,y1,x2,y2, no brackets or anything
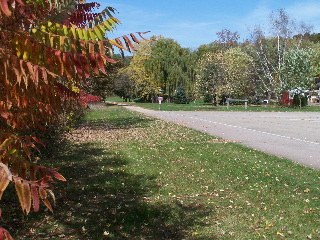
173,86,189,104
293,94,308,107
204,94,214,103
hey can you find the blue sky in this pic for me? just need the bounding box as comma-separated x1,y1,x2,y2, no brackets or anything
99,0,320,49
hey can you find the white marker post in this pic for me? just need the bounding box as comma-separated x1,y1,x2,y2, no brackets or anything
158,96,163,110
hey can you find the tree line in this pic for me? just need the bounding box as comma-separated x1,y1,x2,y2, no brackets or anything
110,9,320,105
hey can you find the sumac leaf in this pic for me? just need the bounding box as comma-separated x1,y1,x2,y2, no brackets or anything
14,177,31,214
31,185,40,212
43,198,53,213
0,227,14,240
0,0,11,16
0,163,12,199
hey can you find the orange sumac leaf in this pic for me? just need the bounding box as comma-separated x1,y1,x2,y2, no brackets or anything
0,163,12,199
123,35,136,51
14,177,31,214
98,41,105,55
109,39,126,50
88,41,95,54
0,138,13,151
38,186,47,199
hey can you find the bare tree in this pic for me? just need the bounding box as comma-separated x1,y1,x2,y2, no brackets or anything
216,28,240,49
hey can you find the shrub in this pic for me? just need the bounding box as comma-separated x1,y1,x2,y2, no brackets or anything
173,86,189,104
204,94,214,103
293,94,308,107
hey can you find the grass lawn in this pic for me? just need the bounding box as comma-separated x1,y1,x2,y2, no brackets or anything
106,96,320,112
4,105,319,239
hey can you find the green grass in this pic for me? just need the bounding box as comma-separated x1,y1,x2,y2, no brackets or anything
5,106,320,239
105,96,320,112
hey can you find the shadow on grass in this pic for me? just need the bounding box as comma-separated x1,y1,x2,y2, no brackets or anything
5,140,212,239
52,142,212,239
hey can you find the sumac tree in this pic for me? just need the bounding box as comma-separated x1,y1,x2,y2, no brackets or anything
0,0,148,238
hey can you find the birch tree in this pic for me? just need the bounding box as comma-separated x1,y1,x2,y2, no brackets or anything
248,8,313,100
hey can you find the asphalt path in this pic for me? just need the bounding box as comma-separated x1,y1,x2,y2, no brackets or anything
124,105,320,170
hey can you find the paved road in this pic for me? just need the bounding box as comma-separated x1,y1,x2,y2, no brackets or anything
124,105,320,170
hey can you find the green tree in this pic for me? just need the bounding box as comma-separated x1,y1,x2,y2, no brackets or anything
195,51,227,104
145,38,193,101
173,86,189,104
85,54,130,99
280,48,319,92
223,47,255,98
195,47,254,104
126,36,160,101
114,67,136,101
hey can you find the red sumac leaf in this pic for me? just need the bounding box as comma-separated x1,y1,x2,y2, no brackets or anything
73,53,83,78
123,35,136,51
38,187,47,199
95,54,106,73
42,199,53,213
88,53,99,74
101,54,118,63
62,52,73,79
130,33,142,43
0,227,14,240
33,65,39,88
31,185,40,212
30,164,37,181
32,137,46,148
22,143,31,159
0,0,11,16
50,169,66,181
79,54,90,78
54,50,64,76
138,31,151,40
